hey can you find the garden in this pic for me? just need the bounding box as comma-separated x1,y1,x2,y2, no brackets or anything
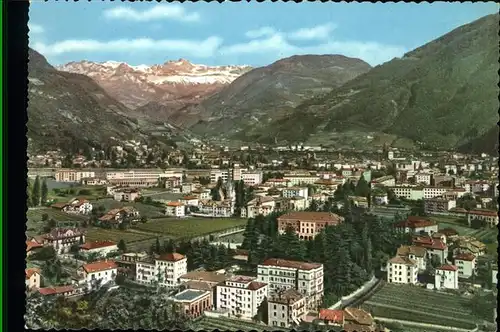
133,217,247,240
362,283,480,330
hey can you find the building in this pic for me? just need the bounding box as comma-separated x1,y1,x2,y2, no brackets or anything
38,285,77,298
342,307,378,332
283,174,319,186
424,197,456,214
135,257,156,285
371,175,395,187
258,258,324,310
454,253,476,279
98,207,140,226
423,187,454,199
55,169,95,182
115,252,149,278
81,177,108,186
467,210,498,227
388,186,423,200
113,189,140,202
412,236,448,264
386,256,418,285
242,196,276,218
26,268,42,290
396,245,427,271
317,309,344,328
165,202,186,218
241,171,263,186
215,275,268,320
79,260,118,290
414,173,432,185
268,289,307,328
42,228,86,254
198,200,234,217
435,265,459,290
282,187,309,200
179,270,227,309
394,217,438,235
163,177,182,189
172,289,212,318
51,198,93,215
155,253,188,288
79,240,118,258
277,212,344,240
210,169,231,183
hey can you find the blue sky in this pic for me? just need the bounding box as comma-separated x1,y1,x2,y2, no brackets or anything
29,2,498,67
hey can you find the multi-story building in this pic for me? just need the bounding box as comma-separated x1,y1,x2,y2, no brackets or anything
414,173,433,185
241,171,263,186
55,169,95,182
283,174,319,186
467,210,498,227
371,175,396,187
155,253,188,288
424,196,456,214
412,236,448,264
268,289,307,328
454,253,477,279
394,217,438,235
113,189,140,202
26,268,42,290
165,202,186,218
386,256,418,285
210,169,231,183
257,258,324,310
396,245,427,271
388,186,423,200
277,212,344,240
172,289,212,318
106,169,175,187
242,196,276,218
435,265,459,290
282,187,309,200
135,258,156,285
423,186,454,199
51,198,93,215
198,200,234,217
79,260,118,290
215,275,268,320
41,228,86,254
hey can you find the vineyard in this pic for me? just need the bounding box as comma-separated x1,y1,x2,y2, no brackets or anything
193,316,271,331
133,217,247,239
362,283,479,330
85,228,157,244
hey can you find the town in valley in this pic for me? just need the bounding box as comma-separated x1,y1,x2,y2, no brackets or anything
26,3,498,332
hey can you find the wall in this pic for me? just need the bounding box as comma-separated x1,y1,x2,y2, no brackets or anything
328,276,378,309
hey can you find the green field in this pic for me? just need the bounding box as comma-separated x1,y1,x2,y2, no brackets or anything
26,208,89,236
133,217,247,240
85,228,156,244
362,283,479,330
193,316,271,331
90,198,165,218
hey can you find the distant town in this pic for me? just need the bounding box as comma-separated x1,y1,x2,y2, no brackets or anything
25,140,498,331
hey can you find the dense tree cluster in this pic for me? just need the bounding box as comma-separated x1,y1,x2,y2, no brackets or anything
241,211,410,306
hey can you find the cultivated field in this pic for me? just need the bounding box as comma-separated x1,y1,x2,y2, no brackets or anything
85,227,156,244
90,198,165,218
133,217,247,240
362,283,479,330
193,316,271,331
26,208,88,236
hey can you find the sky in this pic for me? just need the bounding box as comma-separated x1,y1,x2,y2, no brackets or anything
29,2,498,67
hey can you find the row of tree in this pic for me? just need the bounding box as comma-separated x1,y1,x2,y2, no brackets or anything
27,176,49,207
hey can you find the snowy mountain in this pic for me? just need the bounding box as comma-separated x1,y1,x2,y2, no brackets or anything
57,59,252,111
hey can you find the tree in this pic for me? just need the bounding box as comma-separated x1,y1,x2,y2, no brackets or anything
27,180,33,208
155,237,161,254
355,176,370,198
32,176,41,207
255,297,269,324
470,218,487,229
41,213,49,222
41,179,49,205
117,239,127,252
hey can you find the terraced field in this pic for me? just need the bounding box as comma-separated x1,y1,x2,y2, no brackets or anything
133,217,247,240
362,283,478,330
193,316,272,331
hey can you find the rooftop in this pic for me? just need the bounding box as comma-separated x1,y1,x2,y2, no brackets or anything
180,271,226,284
261,258,322,271
156,253,186,262
173,289,209,302
80,240,117,250
318,309,344,324
278,211,343,223
82,260,117,273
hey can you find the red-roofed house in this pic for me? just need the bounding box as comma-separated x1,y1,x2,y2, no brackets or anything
412,236,448,264
26,268,41,290
26,239,43,257
467,210,498,227
394,216,438,235
454,253,477,279
42,228,86,254
165,201,186,217
51,198,93,215
79,240,118,257
155,253,187,288
317,309,344,327
79,260,118,290
435,265,459,290
38,285,76,297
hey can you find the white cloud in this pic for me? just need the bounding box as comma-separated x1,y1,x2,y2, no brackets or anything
288,23,337,41
245,27,277,39
220,28,406,66
28,23,44,34
32,36,222,58
103,4,200,23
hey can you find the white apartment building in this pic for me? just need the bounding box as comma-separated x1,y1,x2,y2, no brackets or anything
55,169,95,182
243,197,276,219
435,265,459,290
386,256,418,285
389,186,423,200
454,253,476,279
216,275,268,320
282,187,309,200
283,175,319,186
232,167,248,181
268,289,307,328
257,258,323,310
415,173,432,185
198,201,234,217
210,169,230,183
165,202,186,218
241,171,263,186
135,253,187,288
79,260,118,290
423,187,453,199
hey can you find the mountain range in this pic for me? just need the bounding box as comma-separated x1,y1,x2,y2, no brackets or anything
28,13,499,154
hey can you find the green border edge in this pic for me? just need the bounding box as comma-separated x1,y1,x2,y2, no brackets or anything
0,0,3,330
